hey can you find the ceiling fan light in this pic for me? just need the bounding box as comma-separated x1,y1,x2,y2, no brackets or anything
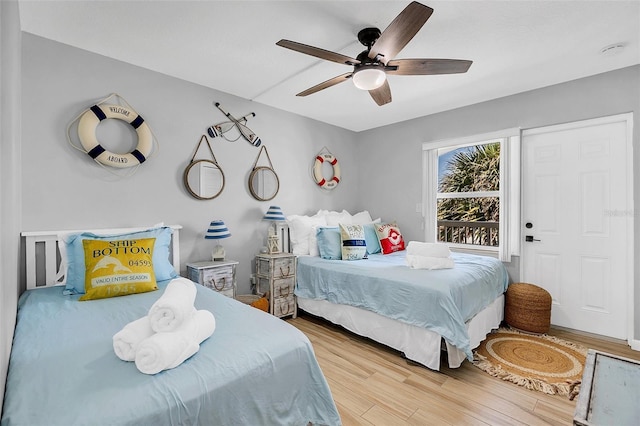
352,68,386,91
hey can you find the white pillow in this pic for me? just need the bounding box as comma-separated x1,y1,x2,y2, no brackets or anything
287,214,327,255
324,210,353,226
308,224,322,257
351,210,373,225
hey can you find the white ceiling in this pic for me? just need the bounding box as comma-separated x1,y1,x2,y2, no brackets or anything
19,0,640,132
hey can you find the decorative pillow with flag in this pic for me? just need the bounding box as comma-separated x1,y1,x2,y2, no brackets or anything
374,223,406,254
79,237,158,301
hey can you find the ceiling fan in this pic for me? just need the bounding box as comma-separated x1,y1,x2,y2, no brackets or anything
276,1,472,106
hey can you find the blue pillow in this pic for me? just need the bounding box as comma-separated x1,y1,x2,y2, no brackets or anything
316,227,342,260
364,223,381,254
63,226,177,295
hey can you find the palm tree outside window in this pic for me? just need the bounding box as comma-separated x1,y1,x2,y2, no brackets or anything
421,128,520,262
437,142,500,247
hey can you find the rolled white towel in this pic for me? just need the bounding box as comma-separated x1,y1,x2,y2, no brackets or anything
148,277,197,333
406,254,455,270
135,310,216,375
406,241,451,258
113,316,155,361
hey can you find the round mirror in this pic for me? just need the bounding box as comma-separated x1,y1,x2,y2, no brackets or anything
249,166,279,201
184,160,225,200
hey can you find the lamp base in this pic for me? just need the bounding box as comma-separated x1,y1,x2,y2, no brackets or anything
211,245,226,261
267,235,280,254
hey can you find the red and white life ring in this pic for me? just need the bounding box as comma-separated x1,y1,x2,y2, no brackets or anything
77,104,152,169
313,153,340,189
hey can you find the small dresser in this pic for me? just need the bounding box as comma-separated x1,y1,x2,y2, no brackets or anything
186,260,238,298
255,253,297,318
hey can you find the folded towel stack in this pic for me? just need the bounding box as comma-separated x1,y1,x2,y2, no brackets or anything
112,277,216,374
405,241,455,270
148,277,197,332
136,310,216,375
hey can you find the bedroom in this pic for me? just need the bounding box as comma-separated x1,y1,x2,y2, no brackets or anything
1,0,640,424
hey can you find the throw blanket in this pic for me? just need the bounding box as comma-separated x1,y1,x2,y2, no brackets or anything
112,316,155,361
406,241,454,270
135,309,216,375
148,277,197,332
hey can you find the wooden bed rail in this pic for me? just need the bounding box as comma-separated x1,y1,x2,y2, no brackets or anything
21,225,182,290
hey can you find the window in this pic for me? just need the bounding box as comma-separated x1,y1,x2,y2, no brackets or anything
437,141,500,248
422,129,520,262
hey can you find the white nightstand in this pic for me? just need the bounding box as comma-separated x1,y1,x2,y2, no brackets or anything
186,260,238,298
255,253,296,318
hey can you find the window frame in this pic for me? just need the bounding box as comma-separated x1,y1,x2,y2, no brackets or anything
422,129,520,262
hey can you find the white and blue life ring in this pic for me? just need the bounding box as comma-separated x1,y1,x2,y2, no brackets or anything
77,104,152,169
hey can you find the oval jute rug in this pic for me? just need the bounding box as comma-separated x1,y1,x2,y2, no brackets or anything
473,327,588,397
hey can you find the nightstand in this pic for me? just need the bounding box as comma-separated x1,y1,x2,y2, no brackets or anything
255,253,297,318
186,260,238,298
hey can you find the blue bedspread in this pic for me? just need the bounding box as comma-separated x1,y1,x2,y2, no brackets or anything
296,251,509,360
2,281,341,426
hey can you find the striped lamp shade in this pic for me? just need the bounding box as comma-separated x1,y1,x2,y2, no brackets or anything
204,220,231,239
262,206,286,221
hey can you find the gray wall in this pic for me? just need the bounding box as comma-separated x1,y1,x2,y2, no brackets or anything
0,0,22,413
356,65,640,340
20,33,361,295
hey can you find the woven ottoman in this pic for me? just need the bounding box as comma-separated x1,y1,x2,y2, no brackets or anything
505,282,552,334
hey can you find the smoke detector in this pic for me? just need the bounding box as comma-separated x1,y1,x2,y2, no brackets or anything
600,43,625,56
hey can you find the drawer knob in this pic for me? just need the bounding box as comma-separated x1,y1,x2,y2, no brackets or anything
210,277,225,291
279,302,290,315
278,265,291,278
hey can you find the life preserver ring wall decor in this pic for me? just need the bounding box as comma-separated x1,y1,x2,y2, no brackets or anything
313,151,340,189
77,104,153,169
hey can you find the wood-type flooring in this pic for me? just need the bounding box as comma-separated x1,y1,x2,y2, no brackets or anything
288,313,640,426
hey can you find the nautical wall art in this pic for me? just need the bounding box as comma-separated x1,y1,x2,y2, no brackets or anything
206,102,261,147
67,93,158,177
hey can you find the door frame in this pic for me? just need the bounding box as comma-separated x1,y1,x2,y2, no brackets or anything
520,113,635,348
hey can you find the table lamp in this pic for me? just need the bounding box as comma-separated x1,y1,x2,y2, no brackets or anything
205,220,231,261
262,206,286,254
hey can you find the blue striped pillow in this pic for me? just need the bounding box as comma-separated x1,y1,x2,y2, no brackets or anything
339,224,368,261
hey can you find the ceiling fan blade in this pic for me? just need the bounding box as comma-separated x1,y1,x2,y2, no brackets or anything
368,1,434,64
297,73,353,97
386,58,473,75
277,40,360,66
369,80,392,106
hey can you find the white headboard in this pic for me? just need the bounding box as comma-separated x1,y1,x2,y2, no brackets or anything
21,225,182,290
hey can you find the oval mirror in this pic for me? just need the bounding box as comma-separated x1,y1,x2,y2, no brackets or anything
184,160,225,200
249,166,279,201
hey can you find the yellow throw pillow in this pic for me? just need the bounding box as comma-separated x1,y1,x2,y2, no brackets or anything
79,238,158,301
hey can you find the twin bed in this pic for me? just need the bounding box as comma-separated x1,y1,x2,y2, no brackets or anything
295,247,509,371
1,226,341,426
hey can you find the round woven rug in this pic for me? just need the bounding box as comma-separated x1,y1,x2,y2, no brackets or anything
473,328,587,396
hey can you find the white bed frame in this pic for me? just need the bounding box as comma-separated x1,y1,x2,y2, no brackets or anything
21,225,182,290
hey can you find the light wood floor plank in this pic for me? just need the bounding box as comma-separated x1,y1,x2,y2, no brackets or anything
288,314,638,425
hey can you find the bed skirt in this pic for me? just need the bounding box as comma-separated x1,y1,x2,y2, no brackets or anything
297,294,504,370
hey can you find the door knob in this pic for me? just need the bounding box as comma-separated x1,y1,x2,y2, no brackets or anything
525,235,541,242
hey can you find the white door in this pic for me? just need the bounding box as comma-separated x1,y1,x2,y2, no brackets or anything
522,115,633,340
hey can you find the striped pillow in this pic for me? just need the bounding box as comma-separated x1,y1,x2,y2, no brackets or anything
339,224,368,261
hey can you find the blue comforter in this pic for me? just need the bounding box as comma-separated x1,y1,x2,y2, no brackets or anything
2,281,340,426
296,251,509,360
